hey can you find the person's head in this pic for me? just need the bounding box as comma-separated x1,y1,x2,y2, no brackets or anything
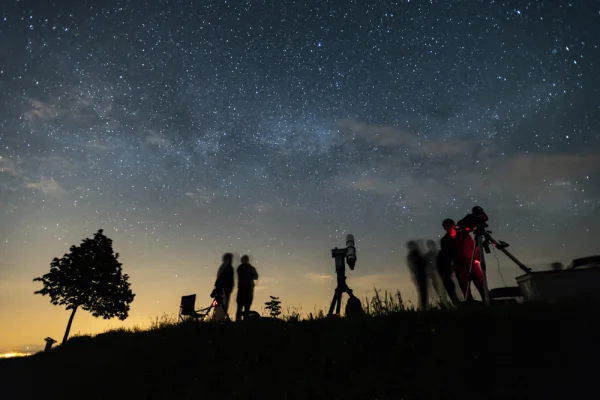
222,253,233,264
442,218,457,237
241,255,250,264
407,240,419,252
426,240,437,251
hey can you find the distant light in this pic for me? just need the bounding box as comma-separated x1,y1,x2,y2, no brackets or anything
0,352,31,359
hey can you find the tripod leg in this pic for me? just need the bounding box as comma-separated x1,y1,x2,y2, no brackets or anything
485,233,532,274
478,239,491,305
329,289,345,316
328,290,338,316
463,236,479,300
336,292,342,315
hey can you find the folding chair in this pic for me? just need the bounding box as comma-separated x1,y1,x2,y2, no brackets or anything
178,294,211,322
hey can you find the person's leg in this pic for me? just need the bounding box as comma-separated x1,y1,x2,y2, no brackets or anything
470,261,485,299
429,265,451,307
454,264,473,301
447,275,460,305
437,264,458,305
408,269,419,300
443,272,460,305
223,292,230,314
236,302,243,321
415,266,428,309
244,296,253,319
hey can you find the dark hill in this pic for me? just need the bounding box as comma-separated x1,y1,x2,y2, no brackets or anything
2,302,599,399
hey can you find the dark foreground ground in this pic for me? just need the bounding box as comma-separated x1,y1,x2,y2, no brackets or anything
2,302,599,399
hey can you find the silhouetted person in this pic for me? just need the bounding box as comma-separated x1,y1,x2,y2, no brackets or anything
406,241,428,309
214,253,234,315
436,236,460,306
236,255,258,321
440,218,484,302
424,239,453,307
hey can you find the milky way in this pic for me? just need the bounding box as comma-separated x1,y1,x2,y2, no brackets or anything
1,1,599,350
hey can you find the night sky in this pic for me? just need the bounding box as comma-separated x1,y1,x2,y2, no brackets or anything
1,1,599,353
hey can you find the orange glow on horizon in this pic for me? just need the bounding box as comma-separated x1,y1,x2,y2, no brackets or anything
0,227,583,353
0,352,31,359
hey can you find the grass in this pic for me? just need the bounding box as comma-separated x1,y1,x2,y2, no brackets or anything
2,291,600,399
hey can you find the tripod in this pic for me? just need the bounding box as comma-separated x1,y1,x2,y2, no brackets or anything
467,226,532,304
328,248,359,316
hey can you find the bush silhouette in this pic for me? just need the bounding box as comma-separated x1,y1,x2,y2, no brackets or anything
33,229,135,344
264,296,282,318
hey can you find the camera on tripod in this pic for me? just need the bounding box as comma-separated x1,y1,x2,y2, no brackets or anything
455,205,532,305
344,234,356,270
328,234,363,316
332,234,357,270
457,206,489,233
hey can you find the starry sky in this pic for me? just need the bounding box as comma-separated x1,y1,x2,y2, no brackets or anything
1,0,599,352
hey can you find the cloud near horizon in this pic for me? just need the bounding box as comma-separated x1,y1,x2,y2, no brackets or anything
24,98,67,123
337,118,486,158
24,177,66,196
254,275,284,292
334,120,600,214
1,154,74,197
0,156,25,178
304,272,334,284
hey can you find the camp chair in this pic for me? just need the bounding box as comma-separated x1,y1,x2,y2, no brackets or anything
178,294,213,322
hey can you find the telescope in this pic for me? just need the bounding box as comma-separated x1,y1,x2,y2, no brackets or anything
344,234,356,270
328,234,363,316
457,206,489,232
459,206,532,304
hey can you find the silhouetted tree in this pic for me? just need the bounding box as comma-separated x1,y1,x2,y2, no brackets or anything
264,296,282,318
33,229,135,344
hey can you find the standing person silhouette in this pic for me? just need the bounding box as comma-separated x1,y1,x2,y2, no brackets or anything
406,241,428,309
236,255,258,321
436,235,460,306
440,218,484,302
424,240,453,307
213,253,234,316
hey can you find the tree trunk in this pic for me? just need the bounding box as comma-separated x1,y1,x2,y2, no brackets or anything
62,305,79,344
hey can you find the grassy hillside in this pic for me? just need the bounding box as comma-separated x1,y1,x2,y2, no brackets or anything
2,299,599,399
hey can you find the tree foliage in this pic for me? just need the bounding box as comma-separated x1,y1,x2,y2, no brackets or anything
264,296,282,318
34,229,135,322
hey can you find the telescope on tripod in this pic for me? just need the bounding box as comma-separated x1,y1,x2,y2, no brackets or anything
458,206,532,304
328,234,364,317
